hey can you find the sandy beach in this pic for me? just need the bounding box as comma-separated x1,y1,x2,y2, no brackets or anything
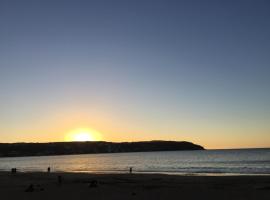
0,172,269,200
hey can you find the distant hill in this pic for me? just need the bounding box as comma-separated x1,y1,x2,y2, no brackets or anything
0,141,204,157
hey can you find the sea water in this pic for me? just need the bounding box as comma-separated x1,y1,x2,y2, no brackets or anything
0,149,269,175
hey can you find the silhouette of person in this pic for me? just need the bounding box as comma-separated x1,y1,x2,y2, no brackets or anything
129,167,133,174
11,168,17,174
47,167,51,173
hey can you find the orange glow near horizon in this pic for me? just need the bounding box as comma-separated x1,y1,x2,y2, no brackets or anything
64,128,102,142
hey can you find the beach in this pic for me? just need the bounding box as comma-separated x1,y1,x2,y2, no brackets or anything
0,172,269,200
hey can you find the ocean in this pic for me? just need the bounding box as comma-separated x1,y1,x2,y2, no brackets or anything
0,148,269,175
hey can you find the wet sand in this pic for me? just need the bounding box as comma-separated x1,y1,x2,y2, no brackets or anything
0,172,269,200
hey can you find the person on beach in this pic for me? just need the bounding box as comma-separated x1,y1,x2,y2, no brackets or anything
129,167,133,174
47,167,51,173
11,168,17,174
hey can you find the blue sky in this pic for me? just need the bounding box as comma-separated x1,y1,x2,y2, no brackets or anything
0,0,270,148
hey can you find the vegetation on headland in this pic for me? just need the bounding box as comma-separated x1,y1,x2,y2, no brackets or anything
0,141,204,157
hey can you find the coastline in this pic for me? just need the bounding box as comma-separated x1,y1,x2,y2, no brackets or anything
1,169,270,176
1,149,269,175
0,141,204,158
0,172,269,200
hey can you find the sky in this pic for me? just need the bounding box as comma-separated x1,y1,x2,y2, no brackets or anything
0,0,270,149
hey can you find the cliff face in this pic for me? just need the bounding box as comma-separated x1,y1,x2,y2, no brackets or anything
0,141,204,157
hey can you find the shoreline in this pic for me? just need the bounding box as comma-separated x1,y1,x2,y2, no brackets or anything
0,170,270,178
0,172,269,199
1,170,270,177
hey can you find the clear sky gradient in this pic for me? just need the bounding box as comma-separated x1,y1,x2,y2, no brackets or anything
0,0,270,149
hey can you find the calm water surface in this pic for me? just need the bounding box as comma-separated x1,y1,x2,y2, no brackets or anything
0,149,269,175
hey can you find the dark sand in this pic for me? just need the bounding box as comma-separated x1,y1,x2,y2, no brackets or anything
0,172,269,200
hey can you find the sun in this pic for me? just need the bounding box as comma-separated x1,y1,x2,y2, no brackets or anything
73,132,92,141
65,128,102,142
